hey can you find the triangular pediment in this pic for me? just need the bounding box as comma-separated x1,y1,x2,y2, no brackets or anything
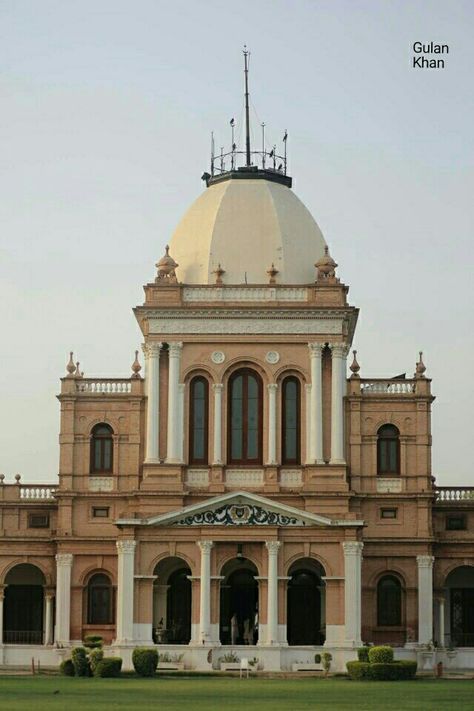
116,491,362,528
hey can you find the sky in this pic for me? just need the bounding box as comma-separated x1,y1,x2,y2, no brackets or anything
0,0,473,485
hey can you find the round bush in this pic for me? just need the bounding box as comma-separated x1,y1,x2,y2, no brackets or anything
132,647,159,677
368,645,394,664
59,659,75,677
357,647,369,662
84,634,104,649
347,661,370,680
94,657,122,678
71,646,89,677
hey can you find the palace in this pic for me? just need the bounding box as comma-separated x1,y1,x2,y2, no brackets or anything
1,65,473,673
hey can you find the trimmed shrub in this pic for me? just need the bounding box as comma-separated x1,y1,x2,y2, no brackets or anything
132,648,158,677
71,646,89,677
395,660,417,680
357,647,369,662
368,646,394,664
347,661,370,680
94,657,122,678
59,659,75,677
84,635,104,650
89,648,104,674
367,660,417,681
321,652,332,675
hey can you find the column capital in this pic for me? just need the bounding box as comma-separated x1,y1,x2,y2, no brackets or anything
265,540,281,554
212,383,224,392
308,342,324,358
116,540,137,555
416,554,434,568
197,540,214,554
55,553,73,567
267,383,278,392
142,342,162,358
329,343,349,358
168,341,183,358
342,541,364,556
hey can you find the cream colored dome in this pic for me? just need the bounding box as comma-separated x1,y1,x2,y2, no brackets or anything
168,176,326,284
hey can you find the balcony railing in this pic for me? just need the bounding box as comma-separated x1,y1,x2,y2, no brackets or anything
76,379,132,394
360,379,416,394
435,487,474,502
20,486,56,499
4,630,44,644
445,632,474,648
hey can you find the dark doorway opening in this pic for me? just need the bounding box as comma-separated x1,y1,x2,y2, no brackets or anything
166,568,191,644
287,559,325,645
220,562,258,644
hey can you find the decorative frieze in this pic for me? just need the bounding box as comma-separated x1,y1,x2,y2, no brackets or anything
225,469,264,487
280,469,303,487
183,287,307,302
174,503,304,526
186,469,210,487
377,477,403,493
89,476,114,492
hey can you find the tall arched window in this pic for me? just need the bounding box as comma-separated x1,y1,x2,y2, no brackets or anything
377,424,400,475
377,575,402,626
228,369,262,465
282,376,300,465
189,376,209,464
90,424,114,473
87,573,113,624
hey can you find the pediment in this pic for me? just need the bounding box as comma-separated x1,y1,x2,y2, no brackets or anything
116,492,362,528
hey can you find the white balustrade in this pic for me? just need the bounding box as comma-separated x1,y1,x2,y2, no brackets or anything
361,380,415,394
76,380,132,393
20,486,56,499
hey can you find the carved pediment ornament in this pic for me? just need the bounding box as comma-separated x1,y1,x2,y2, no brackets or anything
174,503,304,527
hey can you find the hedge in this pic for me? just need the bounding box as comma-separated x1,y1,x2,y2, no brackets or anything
347,659,417,681
357,647,369,662
368,646,394,664
59,659,75,677
71,647,89,677
132,648,159,677
347,661,370,680
94,657,122,678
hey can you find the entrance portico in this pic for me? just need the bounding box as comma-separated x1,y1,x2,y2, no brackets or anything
112,491,364,669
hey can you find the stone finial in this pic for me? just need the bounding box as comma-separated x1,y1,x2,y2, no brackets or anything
155,245,178,284
66,351,76,377
315,245,338,282
350,350,360,377
75,362,83,379
15,474,21,483
131,350,142,378
212,263,225,285
266,263,279,284
415,351,426,378
0,474,5,485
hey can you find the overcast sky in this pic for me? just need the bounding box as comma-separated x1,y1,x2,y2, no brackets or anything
1,0,473,485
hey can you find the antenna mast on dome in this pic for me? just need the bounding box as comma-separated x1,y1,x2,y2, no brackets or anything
243,45,251,167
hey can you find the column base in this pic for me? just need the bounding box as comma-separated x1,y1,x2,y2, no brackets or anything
329,458,346,466
165,458,183,464
144,457,160,465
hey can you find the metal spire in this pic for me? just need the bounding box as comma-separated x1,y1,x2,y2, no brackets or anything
243,46,251,166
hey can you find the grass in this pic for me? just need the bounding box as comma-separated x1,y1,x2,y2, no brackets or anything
1,675,474,711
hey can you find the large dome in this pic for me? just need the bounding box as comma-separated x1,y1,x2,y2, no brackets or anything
169,174,326,285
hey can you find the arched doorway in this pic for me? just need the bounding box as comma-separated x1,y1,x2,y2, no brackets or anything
3,563,45,644
220,559,258,644
446,566,474,647
153,557,191,644
287,558,325,645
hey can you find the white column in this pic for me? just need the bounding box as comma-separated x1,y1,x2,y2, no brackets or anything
305,384,312,464
330,344,347,465
44,594,54,645
308,343,324,464
342,542,363,646
55,553,73,645
267,383,278,465
143,342,161,463
166,342,183,463
265,541,281,645
417,555,434,644
212,384,223,465
438,596,445,647
116,540,136,643
197,540,214,644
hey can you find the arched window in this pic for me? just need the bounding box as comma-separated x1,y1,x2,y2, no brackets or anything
189,376,209,464
90,424,113,473
282,377,300,464
228,369,262,465
377,424,400,475
377,575,402,626
87,573,113,624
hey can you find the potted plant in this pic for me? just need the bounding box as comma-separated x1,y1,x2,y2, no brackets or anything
219,650,241,671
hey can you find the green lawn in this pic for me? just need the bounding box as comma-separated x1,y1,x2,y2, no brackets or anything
1,676,474,711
